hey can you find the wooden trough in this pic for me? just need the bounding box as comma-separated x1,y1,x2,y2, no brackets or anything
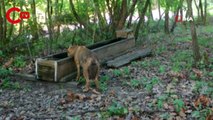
35,37,136,82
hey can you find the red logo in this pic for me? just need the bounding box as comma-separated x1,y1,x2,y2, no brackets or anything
6,7,30,24
175,15,183,22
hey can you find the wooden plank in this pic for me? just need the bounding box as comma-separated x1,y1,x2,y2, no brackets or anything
107,48,152,68
92,37,135,62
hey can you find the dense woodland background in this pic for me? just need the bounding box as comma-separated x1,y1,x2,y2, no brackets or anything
0,0,213,119
0,0,211,59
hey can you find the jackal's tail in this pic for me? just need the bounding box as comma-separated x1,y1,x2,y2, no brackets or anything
88,60,99,79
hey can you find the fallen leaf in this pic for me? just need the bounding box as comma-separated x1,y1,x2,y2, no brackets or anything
192,68,203,78
66,91,75,102
92,89,101,95
75,93,86,100
169,71,186,79
179,108,186,118
59,98,67,105
109,90,116,96
3,58,14,68
194,95,211,108
206,115,213,120
163,103,169,109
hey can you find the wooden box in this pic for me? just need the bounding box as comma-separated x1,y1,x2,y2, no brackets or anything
35,37,135,82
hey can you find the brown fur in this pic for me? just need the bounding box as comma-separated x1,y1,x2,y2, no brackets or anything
67,45,100,91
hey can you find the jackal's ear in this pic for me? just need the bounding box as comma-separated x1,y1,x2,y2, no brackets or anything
68,45,72,49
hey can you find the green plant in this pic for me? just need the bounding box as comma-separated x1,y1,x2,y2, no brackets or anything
0,68,12,78
99,75,110,92
14,56,26,68
160,112,171,119
159,65,166,73
173,99,185,112
112,69,122,77
107,101,128,116
156,94,168,109
0,50,4,57
130,79,141,88
100,75,110,82
123,67,130,75
192,108,213,120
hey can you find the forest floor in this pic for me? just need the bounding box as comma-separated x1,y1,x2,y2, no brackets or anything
0,25,213,120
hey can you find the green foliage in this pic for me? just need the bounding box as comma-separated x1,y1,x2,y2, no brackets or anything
157,94,168,109
0,68,12,78
192,108,213,120
159,65,166,73
160,112,171,119
112,69,122,77
0,68,21,90
107,101,128,116
0,50,4,57
99,75,110,92
173,99,185,112
14,56,26,68
193,81,213,97
130,79,141,88
123,67,130,75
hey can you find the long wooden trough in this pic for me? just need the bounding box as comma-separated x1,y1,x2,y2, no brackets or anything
35,37,135,82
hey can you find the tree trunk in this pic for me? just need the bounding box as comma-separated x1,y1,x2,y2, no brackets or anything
116,0,128,30
199,0,204,23
8,0,16,40
203,0,207,25
194,0,200,22
18,3,23,37
135,0,150,40
0,2,3,43
47,0,53,54
164,2,170,34
158,0,161,20
69,0,93,34
170,0,183,33
148,0,153,20
127,0,138,28
2,0,7,43
93,0,106,30
31,0,39,40
187,0,201,63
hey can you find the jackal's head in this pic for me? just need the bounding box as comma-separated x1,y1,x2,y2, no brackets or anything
67,45,78,57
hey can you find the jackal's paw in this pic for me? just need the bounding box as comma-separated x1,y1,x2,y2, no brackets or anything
83,88,90,92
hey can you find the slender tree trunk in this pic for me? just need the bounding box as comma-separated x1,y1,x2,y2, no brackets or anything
135,0,150,40
194,0,200,22
31,0,39,40
199,0,204,23
117,0,128,30
148,0,153,20
158,0,161,20
164,2,170,34
127,0,138,28
0,2,3,43
18,3,23,37
69,0,93,34
47,0,53,54
2,0,7,44
187,0,201,63
203,0,207,25
170,0,183,33
8,0,16,40
93,0,106,30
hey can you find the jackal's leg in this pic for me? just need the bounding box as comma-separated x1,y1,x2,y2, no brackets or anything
83,67,90,92
94,65,100,90
76,63,80,80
